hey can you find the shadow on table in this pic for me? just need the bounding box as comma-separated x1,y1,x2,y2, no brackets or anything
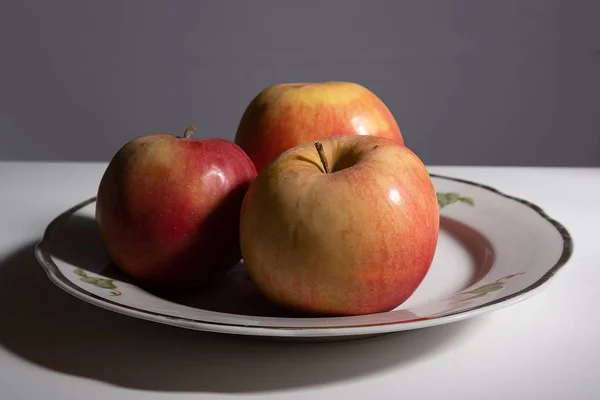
0,218,483,393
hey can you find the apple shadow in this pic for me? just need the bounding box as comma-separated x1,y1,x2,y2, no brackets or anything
47,214,294,317
45,214,135,283
0,241,484,393
46,214,494,318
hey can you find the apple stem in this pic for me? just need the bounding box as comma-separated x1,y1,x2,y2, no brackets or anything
183,126,197,139
314,142,331,174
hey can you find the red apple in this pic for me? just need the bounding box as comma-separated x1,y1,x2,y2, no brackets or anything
234,81,404,172
239,135,439,316
96,126,257,288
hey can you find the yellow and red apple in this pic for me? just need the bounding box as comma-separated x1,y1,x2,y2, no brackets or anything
96,126,257,288
239,135,439,316
234,81,404,172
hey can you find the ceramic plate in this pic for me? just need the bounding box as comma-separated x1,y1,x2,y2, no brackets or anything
35,174,572,339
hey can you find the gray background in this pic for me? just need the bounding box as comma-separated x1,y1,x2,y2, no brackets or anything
1,0,598,166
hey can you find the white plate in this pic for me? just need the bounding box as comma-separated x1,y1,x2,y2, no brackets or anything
35,174,573,340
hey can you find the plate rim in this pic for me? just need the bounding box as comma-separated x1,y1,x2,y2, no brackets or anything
34,173,574,337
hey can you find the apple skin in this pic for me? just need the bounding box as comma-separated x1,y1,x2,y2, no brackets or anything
96,130,257,289
234,81,404,172
239,135,439,316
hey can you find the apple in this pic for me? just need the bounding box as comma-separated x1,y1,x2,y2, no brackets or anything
96,126,257,288
234,81,404,172
239,135,439,316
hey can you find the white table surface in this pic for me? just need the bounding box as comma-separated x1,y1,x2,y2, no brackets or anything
0,162,598,400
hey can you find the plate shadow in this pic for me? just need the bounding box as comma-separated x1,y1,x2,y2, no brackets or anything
439,216,495,286
0,242,483,393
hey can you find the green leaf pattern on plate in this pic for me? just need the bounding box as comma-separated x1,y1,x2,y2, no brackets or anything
437,192,475,209
459,273,524,302
73,268,121,296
